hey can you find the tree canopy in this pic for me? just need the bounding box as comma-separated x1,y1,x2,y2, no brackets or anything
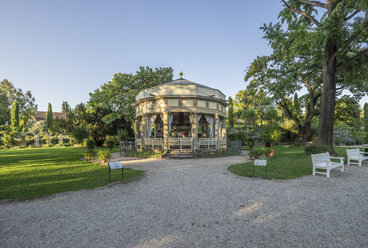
88,66,173,132
277,0,368,148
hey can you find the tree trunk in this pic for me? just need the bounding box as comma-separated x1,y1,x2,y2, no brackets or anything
294,121,311,146
318,43,337,149
318,2,338,150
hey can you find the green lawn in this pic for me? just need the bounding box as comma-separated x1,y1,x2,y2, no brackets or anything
229,145,350,180
0,147,143,200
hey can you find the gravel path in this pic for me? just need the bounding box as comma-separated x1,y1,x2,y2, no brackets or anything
1,154,368,248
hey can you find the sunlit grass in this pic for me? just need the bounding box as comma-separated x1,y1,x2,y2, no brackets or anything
0,147,143,200
229,145,350,180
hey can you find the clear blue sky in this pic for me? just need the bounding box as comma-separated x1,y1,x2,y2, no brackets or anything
3,0,362,112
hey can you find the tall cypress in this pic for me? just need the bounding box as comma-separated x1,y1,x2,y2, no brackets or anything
228,96,234,128
46,103,53,132
10,100,19,131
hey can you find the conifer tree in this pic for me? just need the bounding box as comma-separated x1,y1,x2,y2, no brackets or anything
46,103,53,132
228,96,234,128
10,100,19,131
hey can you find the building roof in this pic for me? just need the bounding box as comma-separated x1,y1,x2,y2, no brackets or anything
35,111,67,121
160,78,208,88
135,73,227,102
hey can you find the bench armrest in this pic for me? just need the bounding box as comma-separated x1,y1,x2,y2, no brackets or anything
330,156,344,163
360,152,368,155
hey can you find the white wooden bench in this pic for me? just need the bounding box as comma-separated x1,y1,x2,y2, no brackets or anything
311,152,344,178
346,148,368,167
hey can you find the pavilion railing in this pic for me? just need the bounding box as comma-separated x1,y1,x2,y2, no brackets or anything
168,138,193,151
144,138,164,150
198,138,217,150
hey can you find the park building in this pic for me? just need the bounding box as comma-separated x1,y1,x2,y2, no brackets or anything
133,72,227,155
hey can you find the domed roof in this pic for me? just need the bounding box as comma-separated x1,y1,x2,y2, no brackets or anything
135,73,226,102
160,78,208,88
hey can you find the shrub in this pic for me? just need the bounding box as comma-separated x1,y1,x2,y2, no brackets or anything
51,136,59,145
105,136,116,151
2,130,18,147
85,138,96,150
249,147,265,159
305,144,330,155
63,137,70,146
25,136,34,146
71,126,89,145
97,149,111,163
352,130,366,145
117,129,129,141
83,149,96,161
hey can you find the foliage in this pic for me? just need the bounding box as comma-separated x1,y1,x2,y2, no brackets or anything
117,128,129,141
51,136,59,145
335,96,361,128
105,136,116,151
88,66,173,135
2,130,18,147
0,79,37,133
83,149,96,161
276,1,368,148
0,92,9,126
305,144,330,155
241,108,257,128
85,138,96,150
249,147,265,159
61,101,71,113
97,149,111,163
263,125,283,147
0,147,143,199
333,123,365,145
46,103,53,133
10,100,19,131
227,96,234,127
29,120,45,135
227,128,248,145
71,126,89,145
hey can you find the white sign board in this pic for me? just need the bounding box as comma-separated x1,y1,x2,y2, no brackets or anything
254,159,267,166
109,161,123,169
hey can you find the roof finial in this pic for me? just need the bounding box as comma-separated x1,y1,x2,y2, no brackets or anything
179,71,183,79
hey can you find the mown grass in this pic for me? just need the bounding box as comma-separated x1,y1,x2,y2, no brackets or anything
124,150,163,158
228,145,351,180
0,147,143,200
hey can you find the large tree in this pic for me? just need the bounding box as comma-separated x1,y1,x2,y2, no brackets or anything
0,79,37,131
244,53,322,145
88,66,173,135
278,0,368,148
0,93,9,127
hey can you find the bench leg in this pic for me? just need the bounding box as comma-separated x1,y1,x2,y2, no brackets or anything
326,169,330,178
359,159,362,167
347,159,350,166
312,166,316,176
341,165,344,172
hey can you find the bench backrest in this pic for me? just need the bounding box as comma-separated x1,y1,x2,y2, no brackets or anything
311,152,330,164
347,149,360,157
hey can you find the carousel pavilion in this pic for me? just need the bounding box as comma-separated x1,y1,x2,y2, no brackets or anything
133,72,227,154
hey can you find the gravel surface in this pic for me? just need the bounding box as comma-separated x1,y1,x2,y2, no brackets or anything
1,154,368,248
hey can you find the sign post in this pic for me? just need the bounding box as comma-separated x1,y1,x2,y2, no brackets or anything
108,161,124,182
253,159,267,178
